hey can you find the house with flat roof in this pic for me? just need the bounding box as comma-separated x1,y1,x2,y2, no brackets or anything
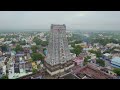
103,53,111,60
73,57,84,67
111,57,120,68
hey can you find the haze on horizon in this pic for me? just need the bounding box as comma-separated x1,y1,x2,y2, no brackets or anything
0,11,120,31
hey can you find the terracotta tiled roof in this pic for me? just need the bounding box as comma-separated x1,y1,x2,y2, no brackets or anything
72,64,116,79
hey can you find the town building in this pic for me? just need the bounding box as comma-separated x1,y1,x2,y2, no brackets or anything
7,55,32,79
111,57,120,68
73,57,84,67
103,53,111,60
0,38,4,42
70,53,76,59
25,62,32,72
0,59,6,78
8,62,15,79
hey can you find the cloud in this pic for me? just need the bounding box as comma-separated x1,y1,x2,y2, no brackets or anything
0,11,120,30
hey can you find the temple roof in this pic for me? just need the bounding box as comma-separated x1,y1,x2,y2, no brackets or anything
72,64,116,79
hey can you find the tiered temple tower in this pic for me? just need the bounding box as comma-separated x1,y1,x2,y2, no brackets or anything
44,24,74,76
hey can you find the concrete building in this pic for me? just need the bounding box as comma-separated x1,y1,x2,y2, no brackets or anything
73,57,84,67
8,62,15,79
44,24,74,76
111,57,120,68
0,38,4,42
70,53,76,59
103,53,111,60
68,45,74,50
0,60,6,78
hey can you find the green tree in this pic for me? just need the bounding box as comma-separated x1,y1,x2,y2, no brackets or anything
83,57,88,66
72,45,83,56
70,49,74,53
96,50,102,57
31,45,38,53
71,43,75,48
113,68,120,76
33,37,42,45
96,59,105,67
86,56,91,59
43,48,47,51
41,41,48,47
83,56,91,66
74,40,82,44
31,53,44,61
15,45,23,52
11,41,16,44
19,40,26,45
89,50,96,53
89,50,102,58
32,68,38,74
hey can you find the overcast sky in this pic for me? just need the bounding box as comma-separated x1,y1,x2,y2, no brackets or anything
0,11,120,31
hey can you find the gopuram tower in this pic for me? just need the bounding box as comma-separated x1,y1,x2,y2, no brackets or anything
44,24,74,76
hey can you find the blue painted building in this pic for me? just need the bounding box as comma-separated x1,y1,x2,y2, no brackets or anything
111,57,120,68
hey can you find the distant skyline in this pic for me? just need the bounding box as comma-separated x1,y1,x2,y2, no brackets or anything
0,11,120,31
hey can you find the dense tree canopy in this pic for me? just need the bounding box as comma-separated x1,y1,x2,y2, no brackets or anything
83,56,91,66
74,40,82,44
33,37,42,45
70,45,83,56
67,33,82,44
19,40,26,45
71,43,75,48
89,50,102,58
85,56,91,60
96,59,105,67
90,37,120,46
32,68,38,74
31,53,44,61
33,37,48,47
43,48,47,51
11,41,16,45
113,68,120,76
0,36,5,38
41,41,48,47
31,45,39,53
15,45,23,52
